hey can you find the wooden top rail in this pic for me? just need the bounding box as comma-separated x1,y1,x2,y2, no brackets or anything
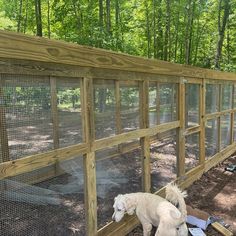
0,30,236,81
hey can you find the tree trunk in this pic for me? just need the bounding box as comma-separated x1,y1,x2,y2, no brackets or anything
185,0,195,65
214,0,230,70
145,1,151,58
157,0,163,59
163,0,170,61
47,0,51,38
152,0,157,58
99,0,104,28
174,1,180,62
17,0,23,32
35,0,43,36
106,0,111,34
23,0,28,33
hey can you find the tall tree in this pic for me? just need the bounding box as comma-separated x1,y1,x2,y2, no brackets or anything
17,0,23,32
214,0,231,69
35,0,43,36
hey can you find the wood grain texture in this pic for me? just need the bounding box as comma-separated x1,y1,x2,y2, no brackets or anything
83,152,97,236
0,143,88,180
93,121,180,151
177,79,186,177
0,30,235,80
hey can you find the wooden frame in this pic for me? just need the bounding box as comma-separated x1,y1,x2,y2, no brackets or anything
0,31,236,236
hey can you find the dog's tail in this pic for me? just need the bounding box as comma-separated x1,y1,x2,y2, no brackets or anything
165,183,187,219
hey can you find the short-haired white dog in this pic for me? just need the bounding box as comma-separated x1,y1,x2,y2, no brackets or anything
112,184,188,236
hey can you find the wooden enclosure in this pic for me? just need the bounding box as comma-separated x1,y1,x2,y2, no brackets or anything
0,30,236,236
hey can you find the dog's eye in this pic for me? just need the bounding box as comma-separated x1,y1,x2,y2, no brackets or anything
117,208,122,211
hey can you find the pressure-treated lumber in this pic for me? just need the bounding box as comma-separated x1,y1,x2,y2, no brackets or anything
177,78,186,176
211,222,233,236
1,30,236,81
0,143,88,180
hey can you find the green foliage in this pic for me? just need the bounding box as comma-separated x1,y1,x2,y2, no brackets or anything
0,0,235,70
0,11,16,30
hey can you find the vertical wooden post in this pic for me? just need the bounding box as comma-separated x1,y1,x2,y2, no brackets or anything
230,84,234,144
115,80,121,135
139,80,151,193
218,84,222,151
177,78,186,177
81,77,97,236
0,75,10,162
171,84,175,121
156,82,160,125
50,77,59,149
199,79,206,165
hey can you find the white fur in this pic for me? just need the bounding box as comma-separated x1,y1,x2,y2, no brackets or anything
112,183,188,236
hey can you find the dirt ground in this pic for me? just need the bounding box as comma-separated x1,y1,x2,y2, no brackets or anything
127,155,236,236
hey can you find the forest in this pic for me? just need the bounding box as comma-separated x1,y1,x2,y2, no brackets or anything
0,0,235,72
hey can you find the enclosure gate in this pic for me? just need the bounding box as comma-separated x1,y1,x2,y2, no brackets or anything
0,30,236,236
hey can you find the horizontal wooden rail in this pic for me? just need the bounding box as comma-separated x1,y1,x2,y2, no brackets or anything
205,109,236,120
93,121,180,151
184,125,201,136
0,30,236,81
0,143,88,180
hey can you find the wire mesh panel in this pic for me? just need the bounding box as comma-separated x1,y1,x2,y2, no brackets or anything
96,145,142,230
94,80,116,139
221,84,233,111
234,113,236,142
185,84,200,128
205,84,219,114
0,156,85,236
159,84,178,124
148,83,178,126
205,119,218,158
149,83,158,126
221,114,231,150
185,133,200,172
150,130,177,192
2,74,53,160
56,78,83,147
120,82,140,132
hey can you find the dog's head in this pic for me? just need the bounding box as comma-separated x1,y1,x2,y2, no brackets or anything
112,194,136,222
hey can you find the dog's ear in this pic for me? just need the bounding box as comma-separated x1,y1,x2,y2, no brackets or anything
123,196,136,215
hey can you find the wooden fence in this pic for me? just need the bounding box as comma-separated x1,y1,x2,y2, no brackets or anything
0,30,236,236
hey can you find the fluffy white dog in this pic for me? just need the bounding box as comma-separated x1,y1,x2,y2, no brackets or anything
112,183,188,236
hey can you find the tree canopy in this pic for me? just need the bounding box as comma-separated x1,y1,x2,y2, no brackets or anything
0,0,235,71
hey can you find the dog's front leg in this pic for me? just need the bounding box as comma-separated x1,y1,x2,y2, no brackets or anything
142,222,152,236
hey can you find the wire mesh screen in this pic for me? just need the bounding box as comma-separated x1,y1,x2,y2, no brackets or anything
185,83,200,128
150,130,177,192
159,83,178,124
149,83,178,126
221,114,231,150
120,82,140,132
0,156,85,236
205,119,218,158
149,83,158,126
56,78,83,147
206,84,219,114
185,133,200,172
94,80,116,139
1,74,53,160
234,113,236,142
